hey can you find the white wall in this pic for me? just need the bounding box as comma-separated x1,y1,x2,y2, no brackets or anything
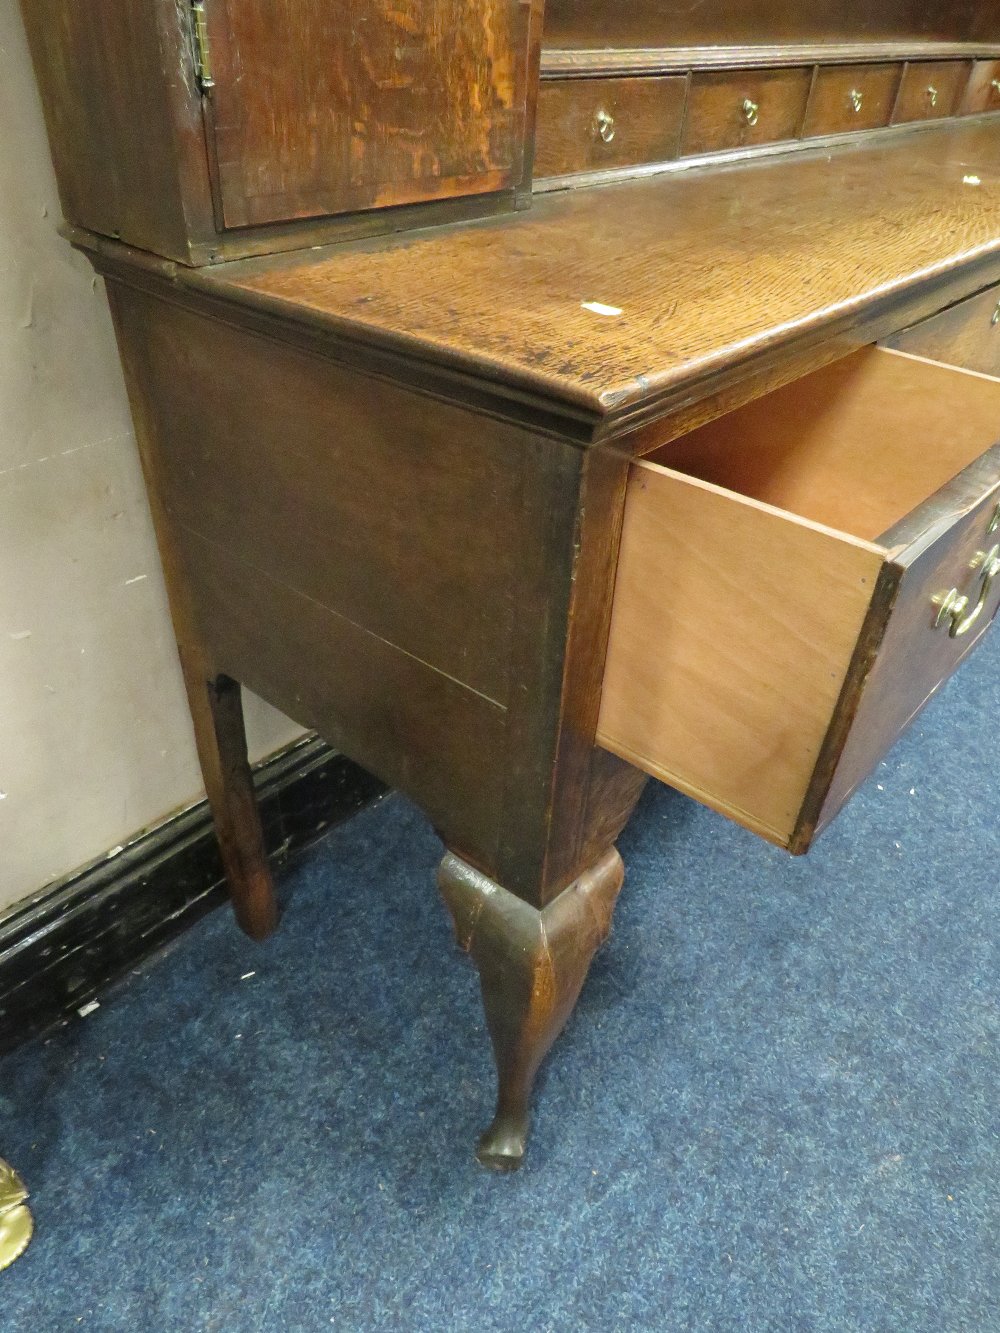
0,1,302,913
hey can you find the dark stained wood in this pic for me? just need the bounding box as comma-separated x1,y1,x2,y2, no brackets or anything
106,283,277,938
204,0,535,229
808,445,1000,844
534,76,687,178
542,44,1000,79
960,59,1000,112
893,59,971,121
17,0,538,264
802,63,903,135
888,284,1000,377
17,0,204,264
28,0,1000,1172
438,847,624,1169
207,121,1000,433
102,270,639,910
681,67,814,156
541,1,1000,50
176,664,278,940
171,523,511,867
108,293,520,704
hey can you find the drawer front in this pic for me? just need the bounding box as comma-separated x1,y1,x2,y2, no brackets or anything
889,287,1000,380
802,64,903,137
598,348,1000,852
893,61,970,123
959,60,1000,115
534,76,688,178
681,68,813,157
813,458,1000,840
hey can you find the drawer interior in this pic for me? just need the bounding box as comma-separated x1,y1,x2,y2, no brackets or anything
599,345,1000,850
643,346,1000,543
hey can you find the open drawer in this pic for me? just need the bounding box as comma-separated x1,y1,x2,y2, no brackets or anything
597,346,1000,852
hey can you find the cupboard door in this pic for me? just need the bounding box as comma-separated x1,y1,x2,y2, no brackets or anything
203,0,534,229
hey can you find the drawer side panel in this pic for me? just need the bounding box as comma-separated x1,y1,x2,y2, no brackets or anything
597,463,883,846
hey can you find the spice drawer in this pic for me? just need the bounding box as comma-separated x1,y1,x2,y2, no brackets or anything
534,76,688,178
598,347,1000,852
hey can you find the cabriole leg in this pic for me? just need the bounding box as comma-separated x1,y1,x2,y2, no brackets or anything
179,648,278,941
438,847,625,1170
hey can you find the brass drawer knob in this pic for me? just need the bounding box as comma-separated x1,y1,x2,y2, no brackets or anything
934,541,1000,638
849,88,864,114
593,108,616,144
742,98,760,127
992,79,1000,97
992,299,1000,327
927,85,939,109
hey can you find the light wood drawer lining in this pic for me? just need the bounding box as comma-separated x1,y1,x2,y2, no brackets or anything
597,347,1000,851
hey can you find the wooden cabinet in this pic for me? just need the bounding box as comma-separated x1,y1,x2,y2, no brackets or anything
599,348,1000,851
20,0,542,263
19,0,1000,1174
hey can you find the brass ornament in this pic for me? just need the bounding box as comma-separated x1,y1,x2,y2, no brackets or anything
0,1159,33,1271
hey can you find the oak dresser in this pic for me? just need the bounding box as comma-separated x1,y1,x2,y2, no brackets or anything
21,0,1000,1168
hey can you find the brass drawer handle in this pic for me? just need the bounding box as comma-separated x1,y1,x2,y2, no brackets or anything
742,98,760,127
992,79,1000,97
849,88,864,114
934,542,1000,638
594,108,616,144
927,85,939,109
992,299,1000,327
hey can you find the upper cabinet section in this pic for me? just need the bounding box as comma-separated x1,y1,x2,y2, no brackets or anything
543,1,1000,49
20,0,541,265
204,0,532,229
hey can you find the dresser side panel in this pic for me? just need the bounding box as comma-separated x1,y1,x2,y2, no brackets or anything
18,0,198,262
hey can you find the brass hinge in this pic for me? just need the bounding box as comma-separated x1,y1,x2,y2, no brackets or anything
191,1,215,93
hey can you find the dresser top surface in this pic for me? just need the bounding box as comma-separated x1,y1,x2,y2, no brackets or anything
203,120,1000,427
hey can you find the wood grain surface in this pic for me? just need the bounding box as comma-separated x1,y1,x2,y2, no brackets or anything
205,0,533,229
811,442,1000,841
209,121,1000,426
960,59,1000,113
889,283,1000,376
541,1,1000,50
681,67,813,156
18,0,201,262
893,59,970,121
801,63,903,136
534,76,687,177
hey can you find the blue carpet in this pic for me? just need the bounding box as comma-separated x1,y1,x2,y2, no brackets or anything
3,638,1000,1331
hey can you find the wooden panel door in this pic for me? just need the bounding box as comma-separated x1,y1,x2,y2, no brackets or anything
203,0,534,229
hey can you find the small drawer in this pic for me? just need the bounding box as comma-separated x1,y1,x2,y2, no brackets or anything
598,347,1000,852
801,63,903,137
892,61,970,123
959,60,1000,115
681,68,813,157
534,77,688,178
888,286,1000,379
